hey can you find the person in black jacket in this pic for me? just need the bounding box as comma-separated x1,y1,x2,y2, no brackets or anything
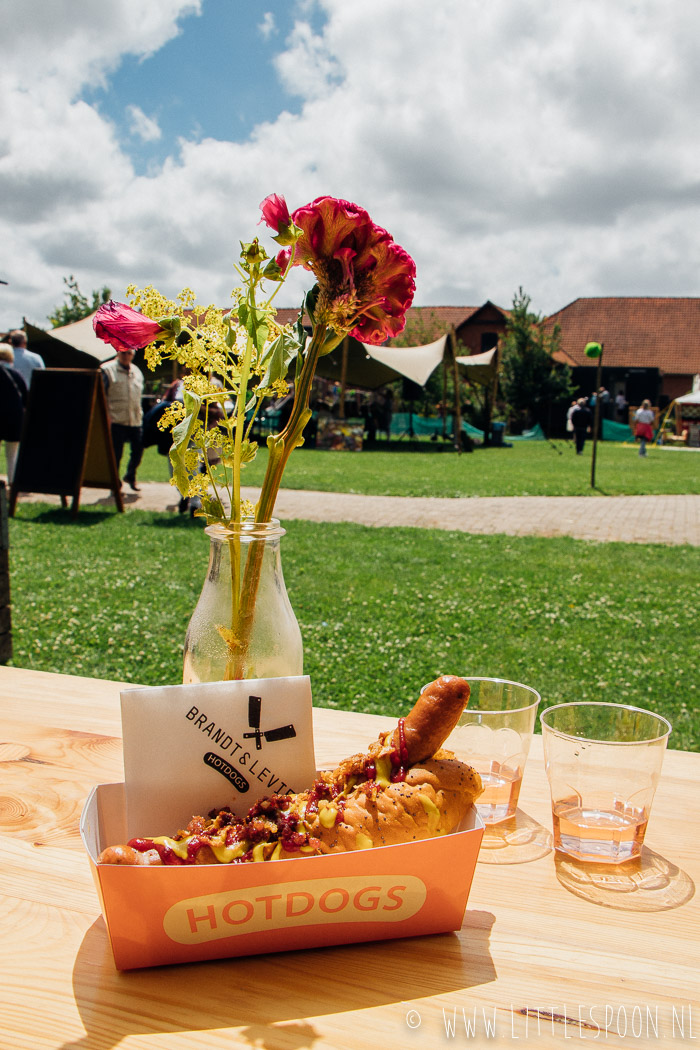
571,397,593,455
0,343,28,483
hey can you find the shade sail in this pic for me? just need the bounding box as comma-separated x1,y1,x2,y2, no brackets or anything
455,346,498,387
363,334,448,387
25,311,115,369
314,339,402,389
316,335,498,391
316,334,450,390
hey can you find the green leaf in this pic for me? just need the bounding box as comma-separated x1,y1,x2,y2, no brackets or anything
318,329,345,358
262,258,283,281
199,495,226,523
239,439,258,464
304,286,318,326
237,302,270,353
258,328,303,389
169,389,202,493
224,315,238,348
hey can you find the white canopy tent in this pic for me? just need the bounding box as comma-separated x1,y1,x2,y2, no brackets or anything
675,374,700,405
315,329,500,445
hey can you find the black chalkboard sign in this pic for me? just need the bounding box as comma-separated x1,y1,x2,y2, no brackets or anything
9,369,124,517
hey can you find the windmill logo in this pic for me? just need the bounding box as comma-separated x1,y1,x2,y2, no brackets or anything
243,695,296,751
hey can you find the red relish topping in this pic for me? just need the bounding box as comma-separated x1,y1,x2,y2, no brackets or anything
390,717,408,782
187,837,206,863
128,783,347,865
128,838,184,866
247,793,294,820
365,759,376,781
304,776,344,820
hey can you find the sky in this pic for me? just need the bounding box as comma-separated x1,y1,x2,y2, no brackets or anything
2,0,700,331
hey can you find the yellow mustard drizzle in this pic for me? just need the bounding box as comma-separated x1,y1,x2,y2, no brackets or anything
355,832,374,850
318,801,338,828
210,840,248,863
417,793,441,828
152,835,251,863
374,755,392,788
151,836,190,859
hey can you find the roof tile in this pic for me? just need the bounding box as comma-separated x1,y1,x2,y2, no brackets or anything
546,297,700,374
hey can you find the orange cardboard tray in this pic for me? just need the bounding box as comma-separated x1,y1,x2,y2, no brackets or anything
82,783,484,970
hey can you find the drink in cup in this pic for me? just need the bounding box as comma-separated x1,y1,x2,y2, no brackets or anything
444,678,541,824
540,702,671,863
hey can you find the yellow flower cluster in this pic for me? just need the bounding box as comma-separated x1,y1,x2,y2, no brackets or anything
127,276,299,524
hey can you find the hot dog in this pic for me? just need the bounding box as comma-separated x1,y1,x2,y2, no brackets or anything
390,674,471,765
97,675,481,866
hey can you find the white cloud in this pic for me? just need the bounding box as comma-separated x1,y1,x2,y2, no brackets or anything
258,12,277,40
2,0,700,331
127,105,162,142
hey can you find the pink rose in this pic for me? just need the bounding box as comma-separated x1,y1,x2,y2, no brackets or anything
93,301,167,352
286,197,416,344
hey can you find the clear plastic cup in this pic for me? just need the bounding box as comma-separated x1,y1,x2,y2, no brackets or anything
540,702,672,864
444,678,541,824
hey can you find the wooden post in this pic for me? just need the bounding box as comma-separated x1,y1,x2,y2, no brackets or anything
449,326,462,453
441,344,448,439
339,336,349,420
590,343,604,489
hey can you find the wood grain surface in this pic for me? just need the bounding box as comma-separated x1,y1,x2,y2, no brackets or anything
0,665,698,1050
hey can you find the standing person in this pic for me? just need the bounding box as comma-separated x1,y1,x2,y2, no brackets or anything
9,330,44,389
565,399,577,440
0,343,28,483
615,390,628,422
101,348,145,491
634,399,655,457
571,397,593,455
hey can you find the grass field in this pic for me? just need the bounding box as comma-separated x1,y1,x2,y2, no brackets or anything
8,506,699,751
137,439,700,498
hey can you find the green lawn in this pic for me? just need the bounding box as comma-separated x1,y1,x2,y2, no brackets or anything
8,506,699,751
138,440,700,498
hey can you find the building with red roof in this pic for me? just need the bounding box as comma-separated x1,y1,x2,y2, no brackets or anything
545,297,700,406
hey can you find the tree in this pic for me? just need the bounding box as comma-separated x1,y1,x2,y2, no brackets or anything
500,287,573,435
48,275,111,328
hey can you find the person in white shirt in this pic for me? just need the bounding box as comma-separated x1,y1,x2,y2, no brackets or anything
634,399,655,457
9,330,44,389
101,348,145,491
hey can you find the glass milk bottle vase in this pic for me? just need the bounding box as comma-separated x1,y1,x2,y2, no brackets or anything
183,519,303,683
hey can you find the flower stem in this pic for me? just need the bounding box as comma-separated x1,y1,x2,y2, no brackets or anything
232,333,254,522
225,322,331,679
255,322,328,523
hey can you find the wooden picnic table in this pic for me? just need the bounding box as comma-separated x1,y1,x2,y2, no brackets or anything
1,666,698,1049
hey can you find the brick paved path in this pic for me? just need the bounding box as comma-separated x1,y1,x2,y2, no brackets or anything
16,483,699,545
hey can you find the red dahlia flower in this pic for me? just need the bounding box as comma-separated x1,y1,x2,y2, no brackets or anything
93,301,168,352
265,195,416,344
